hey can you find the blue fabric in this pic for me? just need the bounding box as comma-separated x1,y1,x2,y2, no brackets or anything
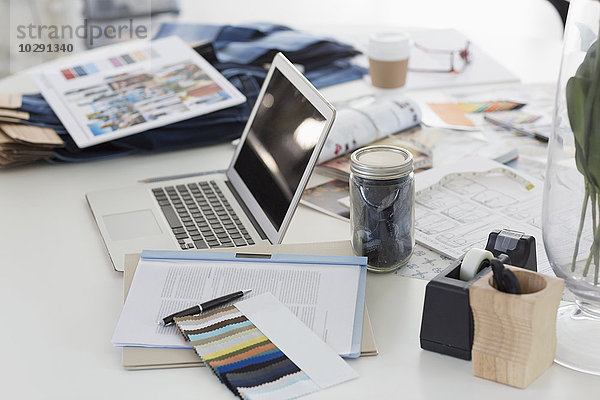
154,22,366,84
218,31,337,63
22,22,366,163
220,356,301,389
152,23,223,44
214,349,286,375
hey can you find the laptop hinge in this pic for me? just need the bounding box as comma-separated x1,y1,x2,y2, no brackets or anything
225,180,268,241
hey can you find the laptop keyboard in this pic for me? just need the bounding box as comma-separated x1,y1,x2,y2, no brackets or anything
152,181,255,250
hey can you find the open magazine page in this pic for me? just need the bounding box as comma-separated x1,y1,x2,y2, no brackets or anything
317,97,421,163
30,36,246,148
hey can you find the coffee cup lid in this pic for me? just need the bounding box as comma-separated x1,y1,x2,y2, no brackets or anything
369,31,411,61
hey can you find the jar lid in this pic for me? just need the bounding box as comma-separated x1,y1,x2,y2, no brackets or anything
350,145,413,180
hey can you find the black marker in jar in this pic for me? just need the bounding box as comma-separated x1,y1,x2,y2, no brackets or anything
350,145,415,272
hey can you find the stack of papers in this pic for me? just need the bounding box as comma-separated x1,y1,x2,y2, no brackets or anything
112,250,367,358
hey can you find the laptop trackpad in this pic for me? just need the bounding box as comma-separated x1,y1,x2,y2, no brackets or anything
103,210,162,241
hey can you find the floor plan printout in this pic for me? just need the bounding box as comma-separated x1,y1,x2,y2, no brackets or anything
414,156,551,275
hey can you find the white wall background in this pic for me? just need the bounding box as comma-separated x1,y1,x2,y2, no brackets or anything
177,0,564,40
1,0,565,79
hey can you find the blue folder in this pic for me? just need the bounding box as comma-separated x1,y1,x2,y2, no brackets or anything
140,249,368,358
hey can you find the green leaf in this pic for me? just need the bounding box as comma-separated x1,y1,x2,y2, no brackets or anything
566,76,590,176
588,89,600,191
575,41,599,80
574,140,588,179
566,40,600,193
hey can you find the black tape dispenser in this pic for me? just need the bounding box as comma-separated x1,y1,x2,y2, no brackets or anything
419,229,537,360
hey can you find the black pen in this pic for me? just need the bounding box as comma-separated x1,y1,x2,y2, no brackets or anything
484,114,549,143
159,289,252,326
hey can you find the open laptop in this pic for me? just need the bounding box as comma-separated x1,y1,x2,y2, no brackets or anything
86,53,336,271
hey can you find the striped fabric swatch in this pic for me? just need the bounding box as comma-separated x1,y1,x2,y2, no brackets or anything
175,305,319,399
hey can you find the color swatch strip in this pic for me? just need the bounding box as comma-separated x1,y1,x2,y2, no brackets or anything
457,101,525,113
176,305,319,399
61,49,153,80
491,112,542,124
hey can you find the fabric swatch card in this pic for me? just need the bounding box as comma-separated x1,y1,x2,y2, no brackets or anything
175,293,358,399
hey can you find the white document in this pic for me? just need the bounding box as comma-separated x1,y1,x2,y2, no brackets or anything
235,293,358,390
112,256,362,356
30,36,245,148
414,156,551,275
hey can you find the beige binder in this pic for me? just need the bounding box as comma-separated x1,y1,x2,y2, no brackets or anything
121,240,378,370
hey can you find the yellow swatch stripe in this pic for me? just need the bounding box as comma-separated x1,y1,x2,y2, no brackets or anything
203,335,269,361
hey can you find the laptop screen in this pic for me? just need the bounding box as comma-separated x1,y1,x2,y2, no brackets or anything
233,69,327,230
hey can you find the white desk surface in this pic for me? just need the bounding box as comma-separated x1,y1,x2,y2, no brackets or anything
1,31,599,399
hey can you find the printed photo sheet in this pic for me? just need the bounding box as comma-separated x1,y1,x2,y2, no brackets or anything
31,36,245,148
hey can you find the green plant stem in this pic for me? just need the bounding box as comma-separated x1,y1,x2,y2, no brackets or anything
592,190,600,285
583,186,599,281
590,218,600,285
592,190,600,274
573,184,590,272
583,189,594,276
596,229,600,286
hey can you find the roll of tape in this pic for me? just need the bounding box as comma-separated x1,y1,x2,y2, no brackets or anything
460,248,494,281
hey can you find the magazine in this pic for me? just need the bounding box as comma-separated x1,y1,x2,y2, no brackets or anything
317,97,421,164
300,180,351,221
316,126,443,181
30,36,246,148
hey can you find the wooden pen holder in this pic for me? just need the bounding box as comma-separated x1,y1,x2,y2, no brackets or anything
469,267,564,389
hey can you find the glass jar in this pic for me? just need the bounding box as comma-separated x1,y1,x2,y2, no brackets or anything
350,145,415,272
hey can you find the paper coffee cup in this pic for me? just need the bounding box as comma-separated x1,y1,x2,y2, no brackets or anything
368,32,411,89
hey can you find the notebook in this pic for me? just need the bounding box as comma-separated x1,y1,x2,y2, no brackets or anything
86,53,336,271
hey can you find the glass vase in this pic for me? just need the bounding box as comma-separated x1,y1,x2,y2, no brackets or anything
542,0,600,375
